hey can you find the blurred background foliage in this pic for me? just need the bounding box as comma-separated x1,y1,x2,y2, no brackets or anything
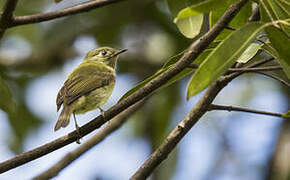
0,0,289,179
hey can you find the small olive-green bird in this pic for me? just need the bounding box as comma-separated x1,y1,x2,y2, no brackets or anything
54,47,127,131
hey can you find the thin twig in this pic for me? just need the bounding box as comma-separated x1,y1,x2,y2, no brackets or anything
10,0,125,27
208,104,284,118
0,0,19,38
0,0,248,173
253,71,290,87
248,57,275,68
228,66,282,72
33,101,145,180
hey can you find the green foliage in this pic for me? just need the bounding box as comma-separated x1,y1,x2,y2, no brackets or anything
236,43,261,63
167,0,203,38
260,0,290,35
260,40,280,59
0,76,16,114
175,0,237,21
282,110,290,118
260,0,290,78
0,0,289,173
209,1,252,40
118,42,218,103
0,76,42,153
265,26,290,78
118,56,189,102
8,103,42,153
186,22,268,99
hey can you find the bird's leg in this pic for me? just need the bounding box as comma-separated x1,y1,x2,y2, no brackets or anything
98,107,105,119
73,112,81,144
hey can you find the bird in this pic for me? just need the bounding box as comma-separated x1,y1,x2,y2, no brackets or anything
54,47,127,133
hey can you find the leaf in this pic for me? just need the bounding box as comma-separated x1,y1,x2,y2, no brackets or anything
176,15,204,38
162,49,187,68
265,26,290,78
8,103,42,153
260,0,290,35
167,0,203,38
282,110,290,118
175,0,237,22
260,41,280,59
209,1,252,40
236,42,261,63
187,22,268,99
0,76,16,114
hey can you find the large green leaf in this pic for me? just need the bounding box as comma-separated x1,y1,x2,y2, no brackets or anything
175,15,204,38
187,22,268,99
266,26,290,78
175,0,237,22
167,0,203,38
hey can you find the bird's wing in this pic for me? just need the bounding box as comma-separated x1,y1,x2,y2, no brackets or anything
56,63,115,110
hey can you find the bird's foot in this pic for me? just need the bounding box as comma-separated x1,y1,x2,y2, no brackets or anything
73,113,82,144
75,125,82,144
99,107,105,119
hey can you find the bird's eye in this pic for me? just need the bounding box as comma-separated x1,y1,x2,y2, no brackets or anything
100,50,107,56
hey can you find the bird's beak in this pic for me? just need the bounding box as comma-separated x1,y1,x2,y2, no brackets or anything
112,49,127,57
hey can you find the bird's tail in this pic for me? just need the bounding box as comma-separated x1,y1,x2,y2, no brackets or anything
54,106,71,131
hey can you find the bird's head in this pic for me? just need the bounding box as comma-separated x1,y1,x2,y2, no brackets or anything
84,47,127,68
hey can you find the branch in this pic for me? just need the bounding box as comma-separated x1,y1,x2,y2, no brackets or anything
0,0,248,173
34,101,145,179
0,0,19,38
208,104,285,118
130,1,250,179
249,57,275,67
10,0,125,27
130,67,240,179
130,59,284,179
228,65,282,72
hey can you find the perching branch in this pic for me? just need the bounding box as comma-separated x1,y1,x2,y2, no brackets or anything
0,0,19,38
9,0,125,27
208,104,285,118
0,0,248,173
34,100,145,180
